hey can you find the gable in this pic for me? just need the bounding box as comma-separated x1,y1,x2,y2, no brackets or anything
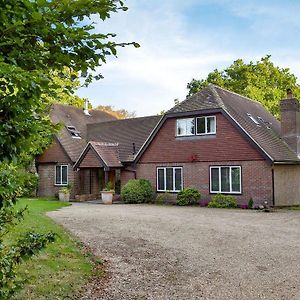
139,112,265,163
36,138,71,163
78,147,105,168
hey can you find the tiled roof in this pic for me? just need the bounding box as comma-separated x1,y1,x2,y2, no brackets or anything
50,104,116,162
167,85,299,162
87,115,162,162
90,142,123,168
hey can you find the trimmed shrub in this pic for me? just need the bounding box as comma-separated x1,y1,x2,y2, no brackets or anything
176,188,201,206
155,192,172,205
208,193,237,208
121,179,154,204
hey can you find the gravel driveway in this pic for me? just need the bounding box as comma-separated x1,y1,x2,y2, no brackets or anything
48,204,300,300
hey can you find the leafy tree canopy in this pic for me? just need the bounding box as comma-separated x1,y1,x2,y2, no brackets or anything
187,55,300,118
95,105,136,119
0,0,139,164
0,1,137,296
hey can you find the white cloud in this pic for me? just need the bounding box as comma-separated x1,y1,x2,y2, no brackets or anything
77,0,300,116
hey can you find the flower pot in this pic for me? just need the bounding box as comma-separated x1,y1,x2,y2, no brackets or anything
101,191,114,204
59,191,70,202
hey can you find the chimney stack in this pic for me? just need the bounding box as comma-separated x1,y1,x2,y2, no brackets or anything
280,89,300,156
83,99,91,116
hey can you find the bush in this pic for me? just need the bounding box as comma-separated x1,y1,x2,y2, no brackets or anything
121,179,154,204
208,194,237,208
155,192,172,205
176,188,201,206
248,198,254,209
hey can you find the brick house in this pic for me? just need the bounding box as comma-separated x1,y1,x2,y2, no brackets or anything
36,85,300,206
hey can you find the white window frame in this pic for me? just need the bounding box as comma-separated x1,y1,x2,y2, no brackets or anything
209,166,241,194
176,118,195,137
55,165,68,186
196,116,216,135
157,167,183,192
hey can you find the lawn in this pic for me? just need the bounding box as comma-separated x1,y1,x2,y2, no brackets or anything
287,205,300,211
5,198,94,300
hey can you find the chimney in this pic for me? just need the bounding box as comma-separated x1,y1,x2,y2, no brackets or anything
280,89,300,156
83,99,91,116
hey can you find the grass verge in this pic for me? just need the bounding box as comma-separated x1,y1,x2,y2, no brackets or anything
287,205,300,211
5,197,96,300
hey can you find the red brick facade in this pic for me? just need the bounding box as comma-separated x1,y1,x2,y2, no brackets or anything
37,163,79,199
135,113,272,205
140,113,264,163
136,160,273,205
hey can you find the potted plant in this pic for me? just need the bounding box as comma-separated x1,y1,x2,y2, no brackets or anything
58,185,71,202
101,181,114,204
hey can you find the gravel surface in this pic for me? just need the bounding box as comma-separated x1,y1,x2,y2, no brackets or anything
48,204,300,300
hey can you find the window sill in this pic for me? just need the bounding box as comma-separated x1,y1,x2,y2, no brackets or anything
210,191,242,195
175,134,216,140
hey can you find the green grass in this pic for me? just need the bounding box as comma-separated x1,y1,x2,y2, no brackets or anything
287,205,300,211
5,197,94,300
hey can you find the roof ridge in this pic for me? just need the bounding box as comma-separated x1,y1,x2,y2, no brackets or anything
210,84,263,106
87,115,161,126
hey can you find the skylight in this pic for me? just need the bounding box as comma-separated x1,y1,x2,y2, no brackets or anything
246,113,260,125
67,126,81,139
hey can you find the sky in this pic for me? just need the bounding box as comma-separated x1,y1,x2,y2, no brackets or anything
76,0,300,117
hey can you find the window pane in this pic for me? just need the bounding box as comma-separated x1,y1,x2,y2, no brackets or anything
231,167,241,192
166,168,174,191
177,119,186,136
197,117,205,134
211,168,219,192
174,168,182,191
55,166,61,184
186,118,195,135
157,169,165,190
221,167,230,192
62,166,68,184
207,117,216,133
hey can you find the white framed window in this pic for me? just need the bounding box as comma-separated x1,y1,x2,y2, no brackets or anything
55,165,68,185
196,116,216,135
157,167,183,192
176,118,195,136
210,166,241,194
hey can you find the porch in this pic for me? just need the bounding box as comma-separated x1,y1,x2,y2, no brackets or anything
73,141,123,201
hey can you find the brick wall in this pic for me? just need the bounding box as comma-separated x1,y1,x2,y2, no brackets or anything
140,113,264,163
136,160,273,205
120,170,136,188
37,163,79,199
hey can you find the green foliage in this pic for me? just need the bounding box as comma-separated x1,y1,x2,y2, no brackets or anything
0,204,55,298
248,198,254,209
187,55,300,118
95,105,136,119
0,1,137,296
208,194,238,208
121,179,154,204
176,188,201,206
155,192,172,205
104,181,114,192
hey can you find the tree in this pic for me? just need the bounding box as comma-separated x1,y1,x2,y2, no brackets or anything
95,105,136,119
0,0,138,296
187,55,300,118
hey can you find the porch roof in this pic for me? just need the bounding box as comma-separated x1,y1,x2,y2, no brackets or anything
74,141,123,170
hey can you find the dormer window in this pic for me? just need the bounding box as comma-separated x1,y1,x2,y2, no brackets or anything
176,118,195,136
176,116,216,137
196,116,216,135
67,126,81,139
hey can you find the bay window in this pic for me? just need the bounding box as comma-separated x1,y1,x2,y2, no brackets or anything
210,166,241,194
157,167,183,192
